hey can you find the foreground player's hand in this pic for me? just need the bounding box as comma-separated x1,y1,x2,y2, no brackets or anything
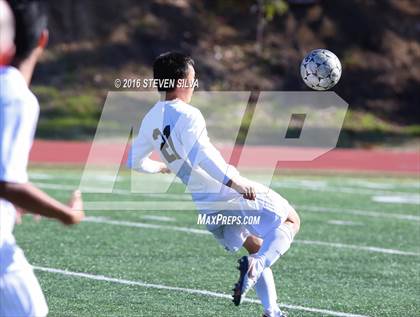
64,190,85,225
231,177,256,200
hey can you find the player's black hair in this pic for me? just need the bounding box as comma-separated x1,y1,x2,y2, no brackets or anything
153,52,195,92
7,0,48,63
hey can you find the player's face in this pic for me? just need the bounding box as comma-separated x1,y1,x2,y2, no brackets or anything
0,0,15,66
185,64,195,103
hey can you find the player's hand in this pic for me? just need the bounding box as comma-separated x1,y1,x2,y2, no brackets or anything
63,190,85,225
14,206,41,224
230,176,256,201
159,163,171,174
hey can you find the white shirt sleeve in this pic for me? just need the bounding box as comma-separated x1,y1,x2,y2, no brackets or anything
180,109,239,185
0,98,38,183
127,127,162,173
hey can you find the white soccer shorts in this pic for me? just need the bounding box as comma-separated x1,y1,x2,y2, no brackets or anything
0,244,48,317
207,188,294,252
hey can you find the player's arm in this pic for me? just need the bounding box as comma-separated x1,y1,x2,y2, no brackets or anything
0,182,83,225
181,110,255,200
0,98,84,225
127,127,170,174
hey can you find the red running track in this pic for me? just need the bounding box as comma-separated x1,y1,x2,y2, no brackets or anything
29,140,420,175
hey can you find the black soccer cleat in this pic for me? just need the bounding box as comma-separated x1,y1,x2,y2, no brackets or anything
231,256,249,306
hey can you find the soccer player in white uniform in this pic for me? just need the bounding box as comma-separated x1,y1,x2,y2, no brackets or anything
0,1,84,316
128,52,300,317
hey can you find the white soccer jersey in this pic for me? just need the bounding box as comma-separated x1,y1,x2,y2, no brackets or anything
128,98,294,261
0,66,48,317
128,99,242,213
0,66,39,271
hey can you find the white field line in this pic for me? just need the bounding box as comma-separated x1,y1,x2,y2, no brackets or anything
30,173,128,182
83,202,420,223
33,182,190,200
33,182,134,196
271,182,417,196
327,220,363,226
29,172,420,191
295,205,420,222
33,180,420,197
33,182,420,222
141,215,176,222
30,172,420,191
84,216,209,235
372,195,420,205
83,216,420,256
343,179,420,190
82,201,420,224
295,240,420,256
33,266,370,317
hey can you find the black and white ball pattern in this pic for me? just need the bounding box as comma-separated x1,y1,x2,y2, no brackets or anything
300,49,342,90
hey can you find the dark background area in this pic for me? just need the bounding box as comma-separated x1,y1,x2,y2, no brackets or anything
31,0,420,147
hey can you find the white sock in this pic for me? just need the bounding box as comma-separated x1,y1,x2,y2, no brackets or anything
254,267,280,316
253,223,294,277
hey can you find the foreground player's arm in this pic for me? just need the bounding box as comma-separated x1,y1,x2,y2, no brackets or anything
0,93,84,225
0,182,83,225
181,109,256,200
127,128,170,173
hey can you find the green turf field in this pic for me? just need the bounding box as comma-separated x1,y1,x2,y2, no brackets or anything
14,167,420,317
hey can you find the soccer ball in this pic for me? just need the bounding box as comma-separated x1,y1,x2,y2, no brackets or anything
300,49,342,90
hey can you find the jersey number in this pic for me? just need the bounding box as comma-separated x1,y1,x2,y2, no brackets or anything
153,125,180,163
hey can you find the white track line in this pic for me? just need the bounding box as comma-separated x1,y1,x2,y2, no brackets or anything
83,217,420,256
33,266,369,317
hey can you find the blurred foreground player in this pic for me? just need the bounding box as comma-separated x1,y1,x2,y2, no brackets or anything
0,1,84,316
